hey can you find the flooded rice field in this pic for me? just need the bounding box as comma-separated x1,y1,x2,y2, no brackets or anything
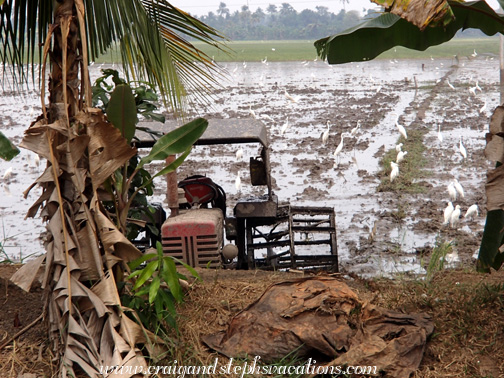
0,56,497,277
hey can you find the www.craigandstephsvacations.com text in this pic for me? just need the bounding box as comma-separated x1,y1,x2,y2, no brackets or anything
99,356,378,377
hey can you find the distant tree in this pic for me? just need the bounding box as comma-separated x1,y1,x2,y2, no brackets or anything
316,6,329,17
252,8,265,24
217,2,230,18
280,2,295,16
266,4,277,15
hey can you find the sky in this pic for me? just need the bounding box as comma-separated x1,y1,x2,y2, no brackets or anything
171,0,503,17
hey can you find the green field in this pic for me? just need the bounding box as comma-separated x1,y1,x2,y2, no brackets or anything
194,37,501,63
89,37,501,64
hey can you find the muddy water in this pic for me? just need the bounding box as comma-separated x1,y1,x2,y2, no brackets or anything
0,57,496,277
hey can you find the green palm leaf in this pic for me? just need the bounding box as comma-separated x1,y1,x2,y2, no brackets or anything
0,0,228,113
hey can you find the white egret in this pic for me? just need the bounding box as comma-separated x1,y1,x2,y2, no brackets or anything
249,106,257,119
261,114,274,123
479,99,487,114
468,86,477,96
390,161,399,182
447,182,457,201
453,179,465,198
395,143,403,152
280,117,290,135
333,133,348,157
3,166,12,181
235,174,241,191
443,202,454,225
464,204,479,219
322,121,330,144
475,80,482,92
471,49,478,58
284,89,297,103
395,118,407,140
459,137,467,159
375,85,382,93
242,61,247,69
350,120,361,137
396,150,408,163
437,124,443,142
447,79,455,90
236,148,243,160
450,205,461,228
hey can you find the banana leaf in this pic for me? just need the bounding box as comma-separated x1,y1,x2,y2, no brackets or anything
138,117,208,168
106,84,138,143
315,1,504,64
0,131,19,161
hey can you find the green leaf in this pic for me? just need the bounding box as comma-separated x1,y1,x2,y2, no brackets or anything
138,118,208,168
133,260,159,290
156,241,163,259
170,255,201,281
161,257,183,302
477,209,504,272
127,270,143,280
106,84,138,142
149,276,161,303
158,287,177,317
134,286,151,297
0,131,20,161
128,253,157,271
315,1,504,64
149,148,192,181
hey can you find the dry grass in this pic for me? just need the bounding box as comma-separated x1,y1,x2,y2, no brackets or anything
2,265,504,377
166,268,504,378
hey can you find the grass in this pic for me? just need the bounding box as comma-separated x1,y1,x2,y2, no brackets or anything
192,36,500,63
79,36,501,64
426,239,454,281
0,223,35,264
3,267,504,377
171,269,504,378
378,128,429,194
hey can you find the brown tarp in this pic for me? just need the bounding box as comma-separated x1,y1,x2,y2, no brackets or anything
202,277,434,378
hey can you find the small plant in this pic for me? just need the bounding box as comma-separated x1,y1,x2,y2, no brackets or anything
426,239,454,281
122,242,200,332
91,69,207,245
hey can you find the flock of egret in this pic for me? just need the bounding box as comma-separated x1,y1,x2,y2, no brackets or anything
443,178,478,229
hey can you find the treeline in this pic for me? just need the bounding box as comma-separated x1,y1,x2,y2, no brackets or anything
194,2,485,41
196,3,374,41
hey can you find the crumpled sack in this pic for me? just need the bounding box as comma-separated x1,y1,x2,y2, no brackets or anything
202,277,433,378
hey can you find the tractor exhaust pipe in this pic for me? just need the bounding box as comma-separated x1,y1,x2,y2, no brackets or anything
166,155,179,217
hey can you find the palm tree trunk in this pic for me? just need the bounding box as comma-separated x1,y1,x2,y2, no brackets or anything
50,0,81,121
18,1,152,375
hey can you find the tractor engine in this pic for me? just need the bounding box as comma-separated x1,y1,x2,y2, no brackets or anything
161,175,228,268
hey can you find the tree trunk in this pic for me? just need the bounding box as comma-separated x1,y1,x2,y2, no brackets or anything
15,1,154,376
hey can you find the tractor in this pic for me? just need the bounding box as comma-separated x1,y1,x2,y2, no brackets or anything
136,118,339,271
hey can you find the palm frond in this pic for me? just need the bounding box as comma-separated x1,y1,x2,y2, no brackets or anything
0,0,229,114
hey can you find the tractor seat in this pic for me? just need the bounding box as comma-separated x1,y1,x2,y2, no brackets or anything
178,175,226,214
